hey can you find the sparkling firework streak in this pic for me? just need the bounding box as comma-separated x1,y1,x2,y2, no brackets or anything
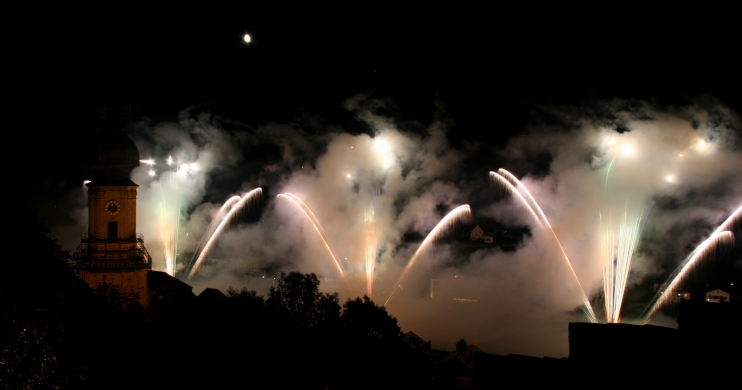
498,169,551,228
642,231,735,322
711,204,742,236
158,168,182,277
600,212,615,322
489,172,544,229
597,160,654,323
642,204,741,322
385,285,403,305
365,203,377,298
282,193,327,234
187,188,263,281
182,195,241,279
276,193,349,287
492,170,597,323
601,205,649,323
384,205,471,307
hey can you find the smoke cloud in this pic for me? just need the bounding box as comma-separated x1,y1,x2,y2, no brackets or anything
50,95,741,358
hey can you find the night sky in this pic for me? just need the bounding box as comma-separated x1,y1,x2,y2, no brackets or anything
14,6,741,356
18,6,741,184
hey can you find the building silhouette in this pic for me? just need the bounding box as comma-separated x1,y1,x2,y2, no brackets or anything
73,104,152,306
705,288,730,303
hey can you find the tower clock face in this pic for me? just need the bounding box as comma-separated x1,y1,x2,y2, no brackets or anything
105,200,121,216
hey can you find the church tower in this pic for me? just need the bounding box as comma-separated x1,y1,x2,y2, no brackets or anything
74,104,152,306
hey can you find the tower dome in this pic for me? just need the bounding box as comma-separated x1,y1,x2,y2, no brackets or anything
85,103,141,184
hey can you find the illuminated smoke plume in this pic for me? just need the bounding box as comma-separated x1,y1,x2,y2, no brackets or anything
130,110,245,275
55,96,740,358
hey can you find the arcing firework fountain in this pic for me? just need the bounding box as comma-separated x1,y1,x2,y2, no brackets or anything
492,167,740,324
276,193,349,288
185,188,263,280
142,113,739,334
384,205,471,306
642,205,741,322
491,170,597,323
277,193,470,301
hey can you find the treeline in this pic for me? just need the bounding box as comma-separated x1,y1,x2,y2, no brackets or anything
1,212,430,389
152,271,428,389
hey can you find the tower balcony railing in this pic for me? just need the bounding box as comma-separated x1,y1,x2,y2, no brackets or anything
80,233,145,242
74,233,151,265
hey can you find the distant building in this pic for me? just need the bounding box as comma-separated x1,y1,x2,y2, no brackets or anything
148,270,195,302
569,322,679,364
402,331,431,351
470,225,519,245
705,289,730,303
197,287,228,304
470,225,495,243
653,283,691,304
671,292,691,304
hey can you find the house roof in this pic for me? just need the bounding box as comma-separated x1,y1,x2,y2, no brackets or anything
197,287,228,304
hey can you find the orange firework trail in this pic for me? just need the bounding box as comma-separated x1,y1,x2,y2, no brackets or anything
182,195,241,279
384,205,471,307
277,194,349,288
187,188,263,281
711,204,742,235
489,171,544,230
498,169,550,228
642,231,735,322
492,170,597,323
384,285,403,306
282,193,327,234
642,204,741,323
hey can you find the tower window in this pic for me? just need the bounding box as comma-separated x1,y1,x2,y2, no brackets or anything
108,221,118,241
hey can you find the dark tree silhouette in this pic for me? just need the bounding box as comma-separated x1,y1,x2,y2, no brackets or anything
1,210,155,390
456,338,468,353
1,212,92,389
226,286,265,307
266,271,340,327
341,295,401,340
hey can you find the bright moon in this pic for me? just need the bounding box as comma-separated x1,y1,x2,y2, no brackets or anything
243,34,251,43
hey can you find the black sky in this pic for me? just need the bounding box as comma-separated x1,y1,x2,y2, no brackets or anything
15,5,740,222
